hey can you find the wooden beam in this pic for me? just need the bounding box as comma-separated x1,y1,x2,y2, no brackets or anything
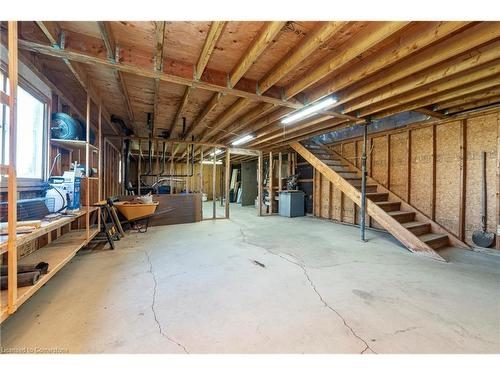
196,21,226,80
434,86,500,110
97,22,135,130
259,21,347,93
17,39,301,109
225,150,230,218
184,92,222,138
445,95,500,114
225,21,468,144
36,22,119,135
218,102,276,141
210,22,346,143
373,74,500,119
284,22,410,99
321,22,500,114
306,21,472,104
229,22,286,88
169,87,192,136
415,108,448,119
200,22,286,141
344,42,500,115
201,98,254,140
258,152,263,216
152,22,166,136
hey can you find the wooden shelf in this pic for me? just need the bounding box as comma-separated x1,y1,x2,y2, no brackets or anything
0,207,98,255
1,227,99,323
51,139,99,153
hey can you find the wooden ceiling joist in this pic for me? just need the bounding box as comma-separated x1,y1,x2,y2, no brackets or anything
323,22,500,115
305,21,471,105
284,21,411,100
97,21,136,130
36,21,119,134
433,86,500,110
181,22,227,139
229,21,286,89
153,21,166,136
199,22,287,141
374,75,500,119
358,61,500,117
209,21,347,142
445,95,500,114
342,41,500,115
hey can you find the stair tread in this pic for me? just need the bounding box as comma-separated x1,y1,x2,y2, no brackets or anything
388,210,413,216
376,201,399,205
418,233,448,242
402,221,429,228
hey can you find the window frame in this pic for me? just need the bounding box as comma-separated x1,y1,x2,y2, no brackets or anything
0,66,50,191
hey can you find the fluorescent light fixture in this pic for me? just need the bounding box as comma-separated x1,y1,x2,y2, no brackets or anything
202,160,223,165
209,149,224,157
231,134,254,146
281,96,337,125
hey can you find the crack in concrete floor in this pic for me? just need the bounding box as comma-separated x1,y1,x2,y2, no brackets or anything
239,228,377,354
143,250,190,354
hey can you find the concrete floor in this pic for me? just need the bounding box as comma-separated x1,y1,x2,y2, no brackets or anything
1,204,499,354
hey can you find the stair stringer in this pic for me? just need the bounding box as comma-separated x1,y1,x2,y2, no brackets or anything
291,141,446,262
318,143,471,250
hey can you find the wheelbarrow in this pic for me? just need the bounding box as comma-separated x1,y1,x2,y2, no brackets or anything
114,201,159,233
113,201,175,233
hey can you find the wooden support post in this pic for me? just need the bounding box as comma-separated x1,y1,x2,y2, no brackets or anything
360,123,368,242
186,144,190,193
212,147,217,218
85,94,90,239
459,120,467,241
98,101,102,231
278,152,282,192
138,140,142,196
258,152,263,216
387,134,391,188
155,139,160,190
7,21,18,314
169,143,174,195
328,182,333,220
407,129,412,203
318,172,322,217
225,150,230,218
431,124,437,220
269,151,273,214
200,147,204,190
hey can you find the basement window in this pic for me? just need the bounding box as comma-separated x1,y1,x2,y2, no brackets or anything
1,72,47,182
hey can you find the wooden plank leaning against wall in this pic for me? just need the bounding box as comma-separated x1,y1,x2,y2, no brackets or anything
311,108,500,249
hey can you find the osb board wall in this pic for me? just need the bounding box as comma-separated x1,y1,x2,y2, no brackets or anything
312,110,499,249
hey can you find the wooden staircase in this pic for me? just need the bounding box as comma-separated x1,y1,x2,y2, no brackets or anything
290,141,470,262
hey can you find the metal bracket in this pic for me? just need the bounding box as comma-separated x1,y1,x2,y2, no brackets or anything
256,81,261,96
226,74,232,89
58,30,66,50
115,45,121,64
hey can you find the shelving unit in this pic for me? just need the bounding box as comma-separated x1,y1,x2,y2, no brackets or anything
0,22,103,324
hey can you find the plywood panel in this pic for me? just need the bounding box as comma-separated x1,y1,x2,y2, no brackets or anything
435,121,461,236
410,127,433,217
465,114,498,245
320,175,330,218
389,132,408,199
371,136,388,187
